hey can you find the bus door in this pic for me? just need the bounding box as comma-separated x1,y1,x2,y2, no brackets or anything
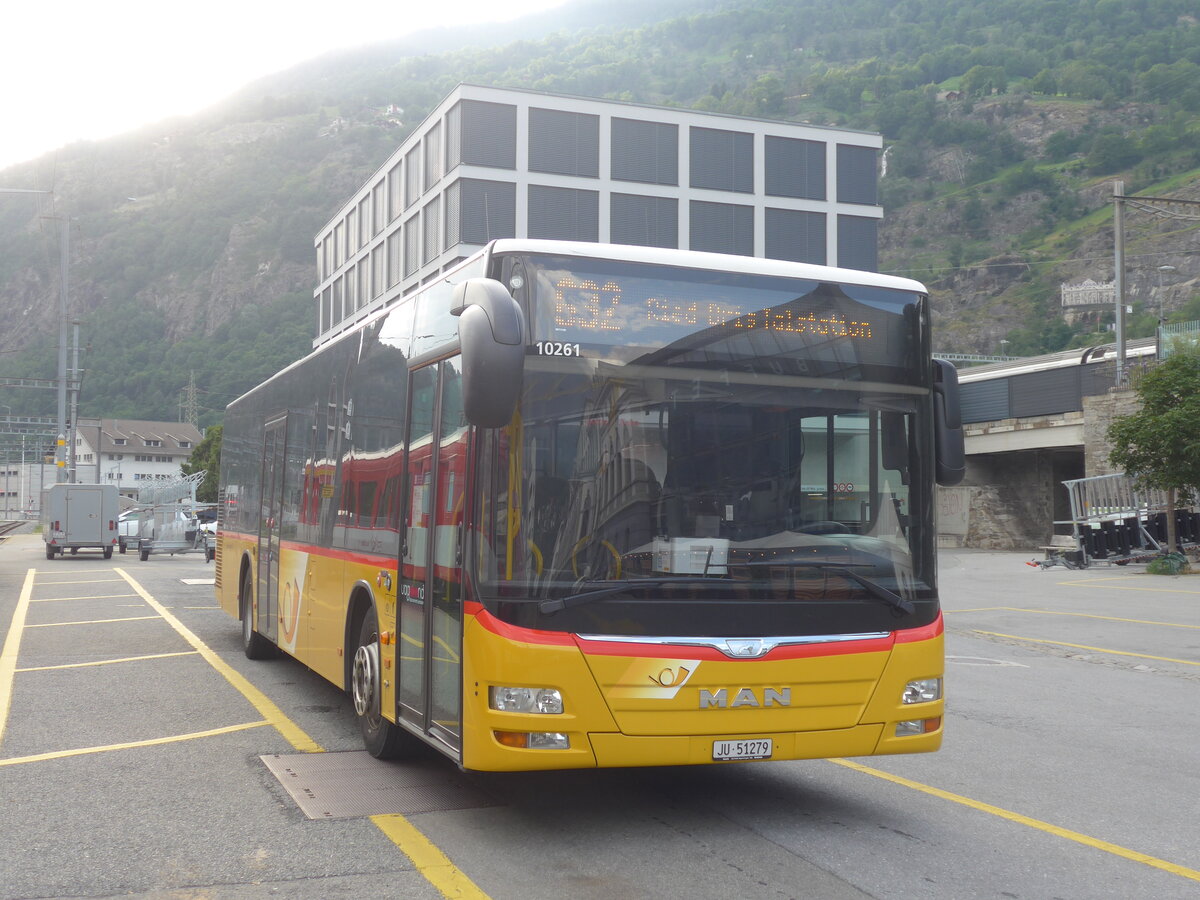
256,414,287,645
399,359,467,753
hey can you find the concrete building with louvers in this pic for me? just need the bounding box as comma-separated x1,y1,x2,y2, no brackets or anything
313,83,884,345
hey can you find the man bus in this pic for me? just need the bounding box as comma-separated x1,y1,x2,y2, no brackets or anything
215,239,964,771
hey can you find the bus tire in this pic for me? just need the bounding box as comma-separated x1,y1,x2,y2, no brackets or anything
241,570,275,660
352,613,419,759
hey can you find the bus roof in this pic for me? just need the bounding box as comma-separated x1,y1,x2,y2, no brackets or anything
489,239,928,296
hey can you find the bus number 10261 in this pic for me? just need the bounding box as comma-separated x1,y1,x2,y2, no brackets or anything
536,341,582,357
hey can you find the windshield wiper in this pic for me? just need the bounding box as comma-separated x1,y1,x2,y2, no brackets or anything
740,561,914,615
538,577,730,615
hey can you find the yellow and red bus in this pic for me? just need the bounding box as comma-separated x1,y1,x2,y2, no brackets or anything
215,239,964,771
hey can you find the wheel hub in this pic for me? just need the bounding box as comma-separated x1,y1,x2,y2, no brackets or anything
352,640,379,717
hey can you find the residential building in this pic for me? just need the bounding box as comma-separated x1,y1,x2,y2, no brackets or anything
0,418,205,518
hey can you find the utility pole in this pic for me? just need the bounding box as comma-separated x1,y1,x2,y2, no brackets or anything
68,320,81,483
1113,181,1127,384
1112,182,1200,381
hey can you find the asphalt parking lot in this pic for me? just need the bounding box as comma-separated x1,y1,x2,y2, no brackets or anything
1,529,1198,899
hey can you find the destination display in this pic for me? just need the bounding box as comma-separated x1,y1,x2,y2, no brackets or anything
550,275,874,341
520,255,916,361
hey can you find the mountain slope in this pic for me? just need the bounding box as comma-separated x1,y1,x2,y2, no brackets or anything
2,0,1198,425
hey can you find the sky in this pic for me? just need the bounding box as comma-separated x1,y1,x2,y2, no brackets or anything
1,0,568,171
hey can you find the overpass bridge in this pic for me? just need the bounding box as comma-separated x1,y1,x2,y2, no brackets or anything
936,338,1156,550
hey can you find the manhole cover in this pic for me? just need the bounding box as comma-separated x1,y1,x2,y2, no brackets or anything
261,750,500,819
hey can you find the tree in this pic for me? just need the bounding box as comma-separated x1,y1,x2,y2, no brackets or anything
183,425,223,503
961,65,1007,98
1107,348,1200,555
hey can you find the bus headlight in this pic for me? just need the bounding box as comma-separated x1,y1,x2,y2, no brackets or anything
902,678,941,704
489,686,564,714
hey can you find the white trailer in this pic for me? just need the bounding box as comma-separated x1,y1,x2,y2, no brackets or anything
41,483,120,559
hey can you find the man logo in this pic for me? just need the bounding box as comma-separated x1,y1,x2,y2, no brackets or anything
699,687,791,709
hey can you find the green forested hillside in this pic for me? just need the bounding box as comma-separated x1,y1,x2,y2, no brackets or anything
2,0,1199,427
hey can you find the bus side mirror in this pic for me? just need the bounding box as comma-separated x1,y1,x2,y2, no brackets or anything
932,358,965,486
452,278,526,428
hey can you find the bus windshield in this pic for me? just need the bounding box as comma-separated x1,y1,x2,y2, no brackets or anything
474,253,936,639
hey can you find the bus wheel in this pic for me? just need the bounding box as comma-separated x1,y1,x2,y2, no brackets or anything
352,614,418,759
241,570,275,660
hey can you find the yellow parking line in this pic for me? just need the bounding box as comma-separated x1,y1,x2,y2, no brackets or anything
36,578,126,585
0,721,270,766
115,568,322,754
974,630,1199,667
1057,577,1200,595
113,568,487,899
0,569,36,747
956,608,1200,630
25,616,161,628
372,815,489,899
33,593,140,603
18,651,199,672
832,758,1200,883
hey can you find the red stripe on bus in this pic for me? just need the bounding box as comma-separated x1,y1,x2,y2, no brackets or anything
470,608,578,646
893,613,943,642
470,607,940,659
572,633,897,661
219,531,398,570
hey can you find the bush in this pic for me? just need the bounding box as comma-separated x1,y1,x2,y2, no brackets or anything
1146,552,1189,576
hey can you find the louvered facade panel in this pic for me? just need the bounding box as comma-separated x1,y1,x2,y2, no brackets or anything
529,108,599,177
460,100,517,169
765,136,825,200
459,179,516,245
837,215,878,272
422,198,441,265
836,144,878,205
611,194,678,248
611,118,678,185
404,146,421,210
528,185,599,242
690,200,753,256
765,208,826,264
445,103,462,171
424,123,442,191
443,182,461,248
403,215,420,278
690,127,753,193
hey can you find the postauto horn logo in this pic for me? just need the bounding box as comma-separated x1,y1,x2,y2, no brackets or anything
609,659,702,700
